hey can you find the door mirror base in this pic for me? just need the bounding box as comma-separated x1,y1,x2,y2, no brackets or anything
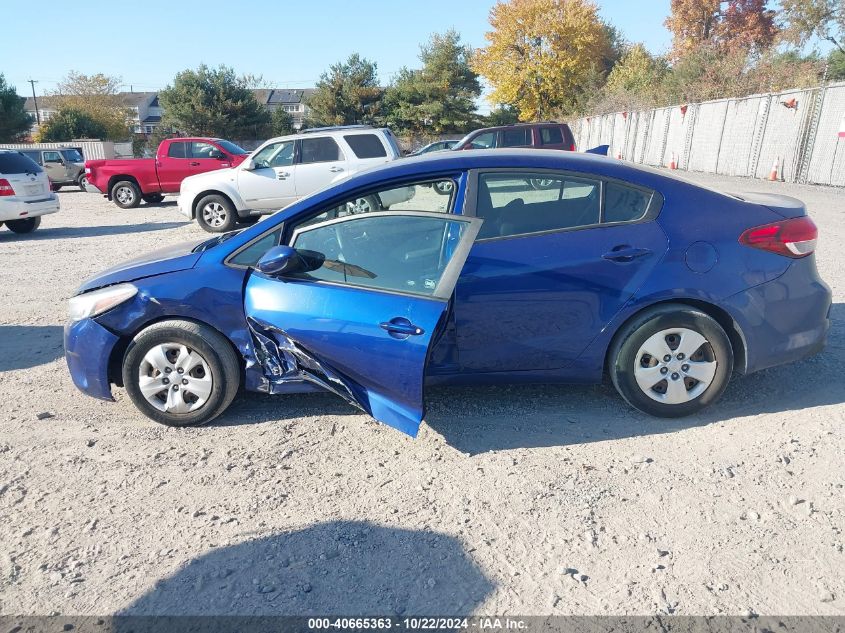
242,158,256,171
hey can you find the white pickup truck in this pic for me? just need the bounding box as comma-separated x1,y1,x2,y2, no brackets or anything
178,125,414,233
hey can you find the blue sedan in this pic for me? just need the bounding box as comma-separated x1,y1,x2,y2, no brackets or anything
64,150,831,436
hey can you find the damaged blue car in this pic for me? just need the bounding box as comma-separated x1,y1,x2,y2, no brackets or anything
65,149,831,436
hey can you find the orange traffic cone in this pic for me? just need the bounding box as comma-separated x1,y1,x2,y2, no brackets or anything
768,156,780,181
616,151,622,160
669,152,677,170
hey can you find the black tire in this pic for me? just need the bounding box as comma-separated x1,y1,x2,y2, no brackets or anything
6,216,42,234
609,304,733,418
111,180,141,209
433,181,454,195
51,184,62,192
122,320,241,427
142,193,164,204
196,194,237,233
77,174,89,192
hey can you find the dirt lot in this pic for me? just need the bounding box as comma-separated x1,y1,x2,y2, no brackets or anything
0,173,842,617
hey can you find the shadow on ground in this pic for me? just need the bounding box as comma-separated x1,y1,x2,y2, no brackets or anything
0,325,64,371
120,521,493,616
0,221,189,241
215,304,843,454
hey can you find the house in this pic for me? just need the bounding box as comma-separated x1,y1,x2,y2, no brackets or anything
22,87,314,136
253,88,315,130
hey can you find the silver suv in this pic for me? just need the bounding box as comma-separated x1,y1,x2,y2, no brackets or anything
19,147,87,191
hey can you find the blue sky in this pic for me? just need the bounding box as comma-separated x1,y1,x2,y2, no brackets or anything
2,0,673,102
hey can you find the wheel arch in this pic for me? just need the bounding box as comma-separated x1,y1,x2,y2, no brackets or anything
107,315,245,388
107,175,141,199
192,189,241,220
604,298,748,376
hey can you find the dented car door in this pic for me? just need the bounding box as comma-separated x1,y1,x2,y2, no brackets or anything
244,211,482,436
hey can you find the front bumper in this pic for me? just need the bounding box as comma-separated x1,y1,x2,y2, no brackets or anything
0,194,60,222
177,195,193,219
64,318,120,401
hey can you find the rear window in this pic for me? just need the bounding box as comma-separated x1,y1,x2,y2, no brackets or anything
0,152,42,174
344,134,387,159
167,142,187,158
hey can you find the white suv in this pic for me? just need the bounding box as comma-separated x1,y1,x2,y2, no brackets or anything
0,150,60,234
178,126,412,233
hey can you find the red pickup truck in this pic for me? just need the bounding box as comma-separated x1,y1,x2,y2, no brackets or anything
85,138,249,209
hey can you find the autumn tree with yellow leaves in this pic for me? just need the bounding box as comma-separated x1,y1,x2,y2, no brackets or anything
472,0,611,121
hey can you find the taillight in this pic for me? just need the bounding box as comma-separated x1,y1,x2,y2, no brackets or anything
0,179,14,197
739,216,818,258
569,144,576,151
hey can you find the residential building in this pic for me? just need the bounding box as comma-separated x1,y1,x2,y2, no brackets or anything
253,88,315,129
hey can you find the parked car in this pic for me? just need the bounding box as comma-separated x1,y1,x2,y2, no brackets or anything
178,125,407,233
85,138,249,209
408,140,458,156
452,122,576,152
19,147,86,191
0,150,60,234
65,150,831,436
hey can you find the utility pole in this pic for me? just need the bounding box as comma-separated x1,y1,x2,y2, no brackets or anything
28,79,40,126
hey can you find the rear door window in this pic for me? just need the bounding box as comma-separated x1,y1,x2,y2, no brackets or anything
167,142,187,158
344,134,387,159
603,181,654,223
0,152,42,174
499,128,531,147
43,151,63,164
300,137,342,164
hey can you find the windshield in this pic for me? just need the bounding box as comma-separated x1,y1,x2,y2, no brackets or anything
61,149,84,162
216,140,248,155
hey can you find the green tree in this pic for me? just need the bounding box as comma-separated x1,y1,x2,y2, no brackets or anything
0,74,32,141
306,54,383,126
37,108,107,141
159,65,271,138
605,44,670,97
383,30,481,135
484,104,521,126
828,48,845,80
270,107,295,136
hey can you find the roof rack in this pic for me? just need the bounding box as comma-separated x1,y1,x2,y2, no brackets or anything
300,124,374,134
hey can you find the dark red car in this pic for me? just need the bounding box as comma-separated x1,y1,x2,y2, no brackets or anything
452,122,576,152
85,138,249,209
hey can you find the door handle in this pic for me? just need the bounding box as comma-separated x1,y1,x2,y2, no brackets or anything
189,161,200,166
277,172,290,180
329,166,344,173
380,317,425,339
602,246,653,263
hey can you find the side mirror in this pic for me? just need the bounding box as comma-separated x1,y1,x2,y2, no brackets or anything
212,151,227,160
242,158,256,171
255,245,324,276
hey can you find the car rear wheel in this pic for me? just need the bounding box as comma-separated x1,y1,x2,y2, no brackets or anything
196,195,237,233
142,193,164,204
78,174,89,192
5,217,42,234
122,320,241,427
112,180,141,209
609,305,733,417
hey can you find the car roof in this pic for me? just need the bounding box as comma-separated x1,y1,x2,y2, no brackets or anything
469,122,571,134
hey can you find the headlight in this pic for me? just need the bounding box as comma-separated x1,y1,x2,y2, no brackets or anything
68,283,137,322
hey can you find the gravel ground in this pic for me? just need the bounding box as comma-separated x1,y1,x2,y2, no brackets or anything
0,173,842,617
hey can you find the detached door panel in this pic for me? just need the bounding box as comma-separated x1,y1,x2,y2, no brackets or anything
244,212,481,435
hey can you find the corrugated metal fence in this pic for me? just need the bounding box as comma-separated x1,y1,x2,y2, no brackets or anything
0,141,116,160
571,82,845,187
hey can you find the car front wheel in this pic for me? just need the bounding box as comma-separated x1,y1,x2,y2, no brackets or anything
6,216,42,234
609,305,733,417
196,195,237,233
122,320,241,427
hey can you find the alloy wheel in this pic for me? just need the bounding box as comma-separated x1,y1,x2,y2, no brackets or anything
633,327,717,404
202,202,228,228
138,343,213,413
115,186,136,205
